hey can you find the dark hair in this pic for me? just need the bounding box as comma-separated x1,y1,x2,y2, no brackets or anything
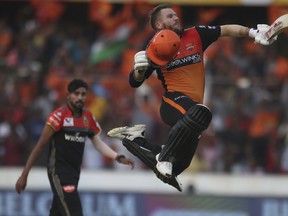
67,79,88,93
149,3,173,31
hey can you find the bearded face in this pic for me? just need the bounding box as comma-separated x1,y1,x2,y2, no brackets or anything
156,8,183,35
67,87,87,115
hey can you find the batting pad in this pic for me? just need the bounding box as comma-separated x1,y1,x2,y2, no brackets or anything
122,138,182,192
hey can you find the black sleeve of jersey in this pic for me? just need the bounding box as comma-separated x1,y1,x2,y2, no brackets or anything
195,25,221,51
129,66,155,88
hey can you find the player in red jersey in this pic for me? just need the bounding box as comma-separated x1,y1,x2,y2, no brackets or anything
15,79,134,216
108,4,277,191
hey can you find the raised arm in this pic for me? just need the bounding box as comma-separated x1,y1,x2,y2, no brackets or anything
220,24,250,37
220,24,277,45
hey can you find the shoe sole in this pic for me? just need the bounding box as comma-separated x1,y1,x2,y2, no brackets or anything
107,126,128,137
107,124,146,137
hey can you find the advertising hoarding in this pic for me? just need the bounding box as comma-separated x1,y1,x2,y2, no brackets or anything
1,190,288,216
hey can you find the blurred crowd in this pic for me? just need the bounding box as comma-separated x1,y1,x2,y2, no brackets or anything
1,0,288,175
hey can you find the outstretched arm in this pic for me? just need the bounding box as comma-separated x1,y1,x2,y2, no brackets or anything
220,24,250,37
220,24,277,45
91,135,135,169
15,124,54,194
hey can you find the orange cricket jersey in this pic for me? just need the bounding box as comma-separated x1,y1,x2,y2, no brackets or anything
156,26,220,104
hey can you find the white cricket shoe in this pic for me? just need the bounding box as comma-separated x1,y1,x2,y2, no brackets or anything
107,124,146,141
156,153,172,178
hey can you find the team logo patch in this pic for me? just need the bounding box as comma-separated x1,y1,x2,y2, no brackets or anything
63,185,75,193
63,118,74,126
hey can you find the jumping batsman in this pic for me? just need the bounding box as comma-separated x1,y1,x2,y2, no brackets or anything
108,4,277,191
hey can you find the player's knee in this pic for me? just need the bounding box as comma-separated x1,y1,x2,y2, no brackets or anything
181,104,212,133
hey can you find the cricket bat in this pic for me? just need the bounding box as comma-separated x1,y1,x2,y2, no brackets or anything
264,14,288,41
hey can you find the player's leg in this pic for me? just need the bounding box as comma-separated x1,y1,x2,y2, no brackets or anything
172,135,200,175
108,127,182,191
156,104,212,177
48,174,83,216
122,137,182,192
62,188,83,216
49,196,62,216
122,137,160,169
155,92,212,177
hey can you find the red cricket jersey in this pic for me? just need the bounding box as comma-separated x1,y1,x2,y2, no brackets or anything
46,105,101,183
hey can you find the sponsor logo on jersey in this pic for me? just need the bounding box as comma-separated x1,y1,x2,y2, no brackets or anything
64,133,85,142
63,185,76,193
166,52,201,70
63,117,74,126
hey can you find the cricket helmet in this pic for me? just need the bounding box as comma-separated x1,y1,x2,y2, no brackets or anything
146,29,180,66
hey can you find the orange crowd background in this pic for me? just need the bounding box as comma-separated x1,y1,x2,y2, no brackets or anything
0,0,288,174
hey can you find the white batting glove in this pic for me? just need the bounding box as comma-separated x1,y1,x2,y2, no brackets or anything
254,24,277,46
134,51,150,73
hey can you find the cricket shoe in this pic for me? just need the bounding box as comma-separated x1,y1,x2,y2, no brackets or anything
156,153,173,178
107,124,146,141
156,172,183,192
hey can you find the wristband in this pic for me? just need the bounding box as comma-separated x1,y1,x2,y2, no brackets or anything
249,28,258,38
133,70,145,82
115,154,126,162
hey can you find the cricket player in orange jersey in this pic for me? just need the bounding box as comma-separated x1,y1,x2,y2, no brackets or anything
108,3,277,191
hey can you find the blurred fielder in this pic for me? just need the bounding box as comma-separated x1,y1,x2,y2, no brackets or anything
16,79,134,216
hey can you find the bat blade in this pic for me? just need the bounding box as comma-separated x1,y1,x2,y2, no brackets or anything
264,14,288,40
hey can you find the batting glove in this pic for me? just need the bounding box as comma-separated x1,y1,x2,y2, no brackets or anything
254,24,278,46
134,51,150,73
